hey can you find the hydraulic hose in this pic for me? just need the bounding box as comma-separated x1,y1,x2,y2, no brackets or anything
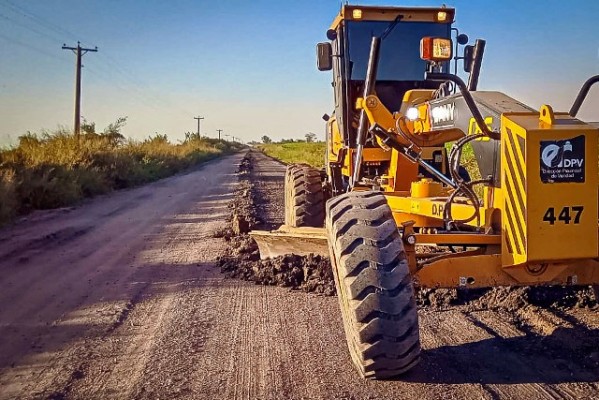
351,36,380,189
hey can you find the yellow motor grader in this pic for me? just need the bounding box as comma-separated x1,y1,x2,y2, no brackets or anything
252,4,599,379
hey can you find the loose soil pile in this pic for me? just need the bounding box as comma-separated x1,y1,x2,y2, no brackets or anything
418,285,597,311
216,152,335,296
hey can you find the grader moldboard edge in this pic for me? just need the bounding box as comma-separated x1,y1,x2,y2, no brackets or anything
251,4,599,379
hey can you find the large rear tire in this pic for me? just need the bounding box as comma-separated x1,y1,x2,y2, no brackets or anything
326,191,421,379
285,164,324,227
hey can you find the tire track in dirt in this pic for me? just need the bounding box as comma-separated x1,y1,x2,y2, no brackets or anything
64,165,241,399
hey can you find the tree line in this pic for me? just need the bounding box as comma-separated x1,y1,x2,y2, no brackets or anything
260,132,319,144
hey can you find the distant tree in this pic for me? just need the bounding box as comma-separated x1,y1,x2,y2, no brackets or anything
305,132,317,143
79,116,126,147
81,118,96,135
102,117,127,146
261,135,272,144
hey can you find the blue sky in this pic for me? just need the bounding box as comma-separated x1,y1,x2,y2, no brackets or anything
0,0,598,145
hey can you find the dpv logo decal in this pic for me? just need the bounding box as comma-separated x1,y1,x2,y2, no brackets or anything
539,136,585,183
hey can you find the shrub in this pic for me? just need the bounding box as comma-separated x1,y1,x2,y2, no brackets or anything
0,120,241,225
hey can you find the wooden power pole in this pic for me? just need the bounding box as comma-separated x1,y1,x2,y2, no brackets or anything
217,129,223,140
62,42,97,141
194,116,204,138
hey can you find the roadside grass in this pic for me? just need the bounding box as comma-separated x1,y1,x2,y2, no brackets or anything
258,142,326,169
0,127,241,225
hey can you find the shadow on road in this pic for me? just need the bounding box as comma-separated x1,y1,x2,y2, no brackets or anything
404,326,599,384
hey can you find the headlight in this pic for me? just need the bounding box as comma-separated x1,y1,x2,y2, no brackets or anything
406,107,419,121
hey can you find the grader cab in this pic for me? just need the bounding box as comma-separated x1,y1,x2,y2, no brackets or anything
251,4,599,379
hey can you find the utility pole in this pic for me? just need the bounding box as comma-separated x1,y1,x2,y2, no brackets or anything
62,41,97,141
194,116,204,138
216,129,223,141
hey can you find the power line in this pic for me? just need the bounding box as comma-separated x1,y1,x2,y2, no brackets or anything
0,31,67,63
0,0,198,134
0,11,65,44
83,66,163,110
96,51,196,117
84,62,171,110
0,0,196,113
1,0,83,43
0,28,192,122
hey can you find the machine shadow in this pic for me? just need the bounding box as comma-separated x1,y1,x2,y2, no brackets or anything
403,326,599,384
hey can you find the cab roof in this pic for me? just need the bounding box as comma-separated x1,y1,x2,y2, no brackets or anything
329,5,455,31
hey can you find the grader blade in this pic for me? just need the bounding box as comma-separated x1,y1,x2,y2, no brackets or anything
250,225,328,259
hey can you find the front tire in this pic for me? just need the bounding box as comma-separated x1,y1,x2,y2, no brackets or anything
326,191,421,379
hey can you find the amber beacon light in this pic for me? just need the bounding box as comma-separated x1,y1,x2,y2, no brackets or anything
420,37,452,62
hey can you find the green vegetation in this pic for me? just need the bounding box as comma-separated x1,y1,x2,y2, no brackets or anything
259,141,478,179
451,142,481,180
260,140,483,196
259,142,326,169
0,119,241,225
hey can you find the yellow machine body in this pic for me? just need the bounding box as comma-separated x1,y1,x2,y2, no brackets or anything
252,4,599,291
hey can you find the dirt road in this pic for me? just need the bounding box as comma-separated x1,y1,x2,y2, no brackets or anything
0,150,598,399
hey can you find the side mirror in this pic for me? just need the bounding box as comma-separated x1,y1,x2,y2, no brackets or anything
316,42,333,71
463,45,474,72
457,33,469,45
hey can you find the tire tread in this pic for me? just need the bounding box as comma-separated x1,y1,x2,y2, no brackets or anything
325,191,421,379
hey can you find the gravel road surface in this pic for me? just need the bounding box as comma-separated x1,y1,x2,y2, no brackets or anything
0,150,597,399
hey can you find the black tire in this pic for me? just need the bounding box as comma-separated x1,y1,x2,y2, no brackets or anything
326,191,421,379
285,164,324,227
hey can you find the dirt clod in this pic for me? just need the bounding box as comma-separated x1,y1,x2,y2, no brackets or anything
231,212,250,235
417,285,598,311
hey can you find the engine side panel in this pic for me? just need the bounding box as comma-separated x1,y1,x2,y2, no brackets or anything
501,111,598,267
427,91,534,186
